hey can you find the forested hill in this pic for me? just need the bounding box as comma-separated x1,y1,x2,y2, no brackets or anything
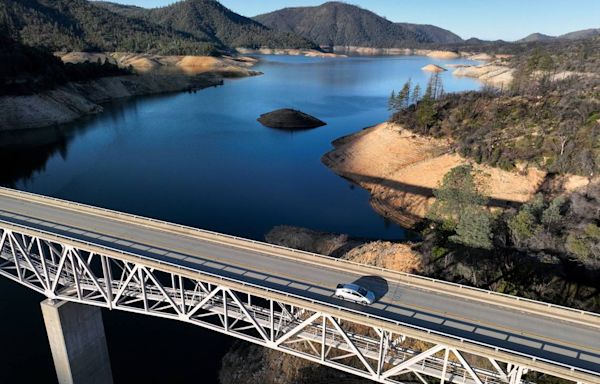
0,0,316,56
0,32,130,95
399,23,464,45
518,28,600,43
95,0,318,50
254,2,463,48
0,0,219,55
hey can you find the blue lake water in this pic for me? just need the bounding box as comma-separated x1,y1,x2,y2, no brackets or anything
0,55,481,383
7,55,480,241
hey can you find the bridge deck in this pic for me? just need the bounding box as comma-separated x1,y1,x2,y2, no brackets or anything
0,190,599,378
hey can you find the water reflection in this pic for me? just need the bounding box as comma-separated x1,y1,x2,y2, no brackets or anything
3,55,481,242
0,54,481,384
1,126,75,186
0,95,158,186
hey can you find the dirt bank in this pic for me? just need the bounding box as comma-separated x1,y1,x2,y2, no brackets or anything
59,52,261,76
1,54,261,131
322,122,548,228
422,50,460,59
452,62,515,88
331,47,501,60
0,74,224,131
235,47,346,58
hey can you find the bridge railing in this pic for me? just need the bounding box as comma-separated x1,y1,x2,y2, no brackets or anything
0,218,597,381
1,187,599,329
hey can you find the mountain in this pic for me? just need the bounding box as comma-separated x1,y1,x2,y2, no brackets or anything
398,24,463,44
254,2,463,48
517,28,600,43
0,0,218,55
560,28,600,40
95,0,317,50
517,33,556,43
464,37,488,44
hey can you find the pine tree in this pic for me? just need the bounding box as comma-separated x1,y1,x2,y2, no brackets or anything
388,90,397,111
398,78,412,109
412,84,421,104
416,80,436,129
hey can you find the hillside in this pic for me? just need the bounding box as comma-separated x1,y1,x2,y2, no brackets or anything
95,0,317,49
517,28,600,43
398,23,463,44
0,0,218,55
0,31,130,95
392,37,600,176
517,33,555,43
254,2,462,48
560,28,600,40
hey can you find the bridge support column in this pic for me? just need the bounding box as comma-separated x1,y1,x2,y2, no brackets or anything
41,300,113,384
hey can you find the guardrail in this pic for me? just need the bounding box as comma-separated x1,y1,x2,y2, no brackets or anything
0,218,598,382
1,186,599,330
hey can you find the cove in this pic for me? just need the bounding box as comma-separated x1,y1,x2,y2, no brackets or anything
0,54,481,383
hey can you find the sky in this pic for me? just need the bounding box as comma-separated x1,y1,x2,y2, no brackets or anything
107,0,600,41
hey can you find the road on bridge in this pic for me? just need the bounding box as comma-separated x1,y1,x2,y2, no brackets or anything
0,190,599,378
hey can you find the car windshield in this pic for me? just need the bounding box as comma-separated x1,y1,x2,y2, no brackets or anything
357,287,368,296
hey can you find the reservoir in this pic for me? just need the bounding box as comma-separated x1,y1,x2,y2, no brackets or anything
0,55,481,383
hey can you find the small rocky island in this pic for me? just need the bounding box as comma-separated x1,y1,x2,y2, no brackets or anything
257,108,327,130
421,64,447,72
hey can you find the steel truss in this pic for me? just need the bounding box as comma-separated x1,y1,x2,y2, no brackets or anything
0,227,585,384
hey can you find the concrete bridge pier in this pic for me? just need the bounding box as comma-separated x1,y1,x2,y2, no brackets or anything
41,300,113,384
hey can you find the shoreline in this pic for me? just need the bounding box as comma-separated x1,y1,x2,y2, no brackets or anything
0,50,512,133
321,122,550,229
0,53,261,132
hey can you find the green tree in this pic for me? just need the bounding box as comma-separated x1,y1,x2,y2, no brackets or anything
566,234,591,260
507,209,537,247
450,206,494,250
415,92,436,129
398,78,412,109
584,223,600,240
427,165,493,249
388,79,412,113
428,165,488,228
388,90,397,111
412,83,421,104
541,196,566,231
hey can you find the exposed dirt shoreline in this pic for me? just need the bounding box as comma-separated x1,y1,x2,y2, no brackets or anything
321,122,557,228
331,46,499,60
0,53,261,132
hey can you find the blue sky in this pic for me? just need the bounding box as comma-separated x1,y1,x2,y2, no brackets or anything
105,0,600,41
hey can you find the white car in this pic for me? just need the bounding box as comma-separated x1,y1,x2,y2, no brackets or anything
335,283,376,305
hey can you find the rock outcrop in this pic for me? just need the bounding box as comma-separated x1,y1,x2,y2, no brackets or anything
452,63,515,88
257,109,327,130
421,64,447,72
